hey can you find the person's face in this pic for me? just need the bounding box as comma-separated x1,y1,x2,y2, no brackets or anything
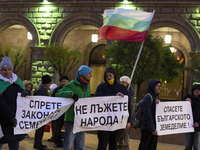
60,79,68,87
45,83,52,89
155,83,161,95
193,89,200,98
26,84,32,92
121,82,128,87
106,72,114,80
1,67,13,79
84,72,92,81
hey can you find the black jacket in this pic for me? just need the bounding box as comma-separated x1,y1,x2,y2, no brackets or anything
128,87,134,108
33,82,49,96
95,69,131,122
0,83,25,144
141,79,160,133
51,86,62,97
51,85,64,120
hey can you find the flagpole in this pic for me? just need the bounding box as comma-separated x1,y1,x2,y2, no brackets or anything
128,41,144,89
128,10,155,89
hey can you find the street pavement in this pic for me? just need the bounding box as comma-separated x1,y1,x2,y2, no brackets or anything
1,131,185,150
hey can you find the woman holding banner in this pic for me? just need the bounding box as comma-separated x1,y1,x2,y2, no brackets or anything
0,56,28,150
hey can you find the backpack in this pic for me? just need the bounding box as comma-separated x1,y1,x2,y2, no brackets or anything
131,93,153,129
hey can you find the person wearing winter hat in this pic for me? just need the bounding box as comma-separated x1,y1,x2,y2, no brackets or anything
33,75,52,150
118,76,134,150
56,65,92,150
47,83,58,144
0,56,13,71
0,56,27,150
59,75,69,87
48,76,69,148
119,75,134,110
95,68,132,150
49,84,58,93
182,83,200,150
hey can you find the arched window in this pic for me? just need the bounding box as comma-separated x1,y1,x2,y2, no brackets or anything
89,44,107,95
159,47,185,100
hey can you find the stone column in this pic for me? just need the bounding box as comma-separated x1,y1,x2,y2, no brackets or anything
30,46,56,88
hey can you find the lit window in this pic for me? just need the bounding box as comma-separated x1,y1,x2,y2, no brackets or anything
165,35,171,43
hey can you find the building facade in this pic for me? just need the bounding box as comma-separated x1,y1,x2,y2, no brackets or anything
0,0,200,100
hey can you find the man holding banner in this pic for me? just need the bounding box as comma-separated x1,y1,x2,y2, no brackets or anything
0,56,28,150
56,65,92,150
138,79,161,150
182,83,200,150
51,75,69,148
95,68,131,150
33,75,52,150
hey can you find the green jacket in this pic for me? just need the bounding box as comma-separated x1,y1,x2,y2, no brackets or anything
0,76,25,95
55,79,91,121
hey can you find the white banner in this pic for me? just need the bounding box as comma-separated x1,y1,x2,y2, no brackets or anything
156,101,194,136
14,94,74,135
73,96,129,133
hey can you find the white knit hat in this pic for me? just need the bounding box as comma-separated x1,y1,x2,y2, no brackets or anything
120,76,131,85
50,84,58,93
0,56,13,70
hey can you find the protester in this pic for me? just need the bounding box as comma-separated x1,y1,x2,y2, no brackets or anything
46,83,58,142
118,76,134,150
120,76,134,108
182,83,200,150
95,68,131,150
33,75,52,150
0,56,28,150
46,83,58,143
51,76,69,148
22,80,34,138
138,79,161,150
56,65,92,150
23,80,34,95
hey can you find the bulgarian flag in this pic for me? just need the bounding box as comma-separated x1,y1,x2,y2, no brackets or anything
98,8,155,42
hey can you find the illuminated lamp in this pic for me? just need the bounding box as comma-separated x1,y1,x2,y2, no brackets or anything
92,34,98,43
123,0,129,3
27,32,32,40
165,34,171,44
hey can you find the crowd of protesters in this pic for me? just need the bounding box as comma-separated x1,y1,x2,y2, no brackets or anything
0,56,199,150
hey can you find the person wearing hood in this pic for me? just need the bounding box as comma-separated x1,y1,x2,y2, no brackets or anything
0,56,28,150
55,65,92,150
138,79,161,150
95,68,131,150
182,83,200,150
